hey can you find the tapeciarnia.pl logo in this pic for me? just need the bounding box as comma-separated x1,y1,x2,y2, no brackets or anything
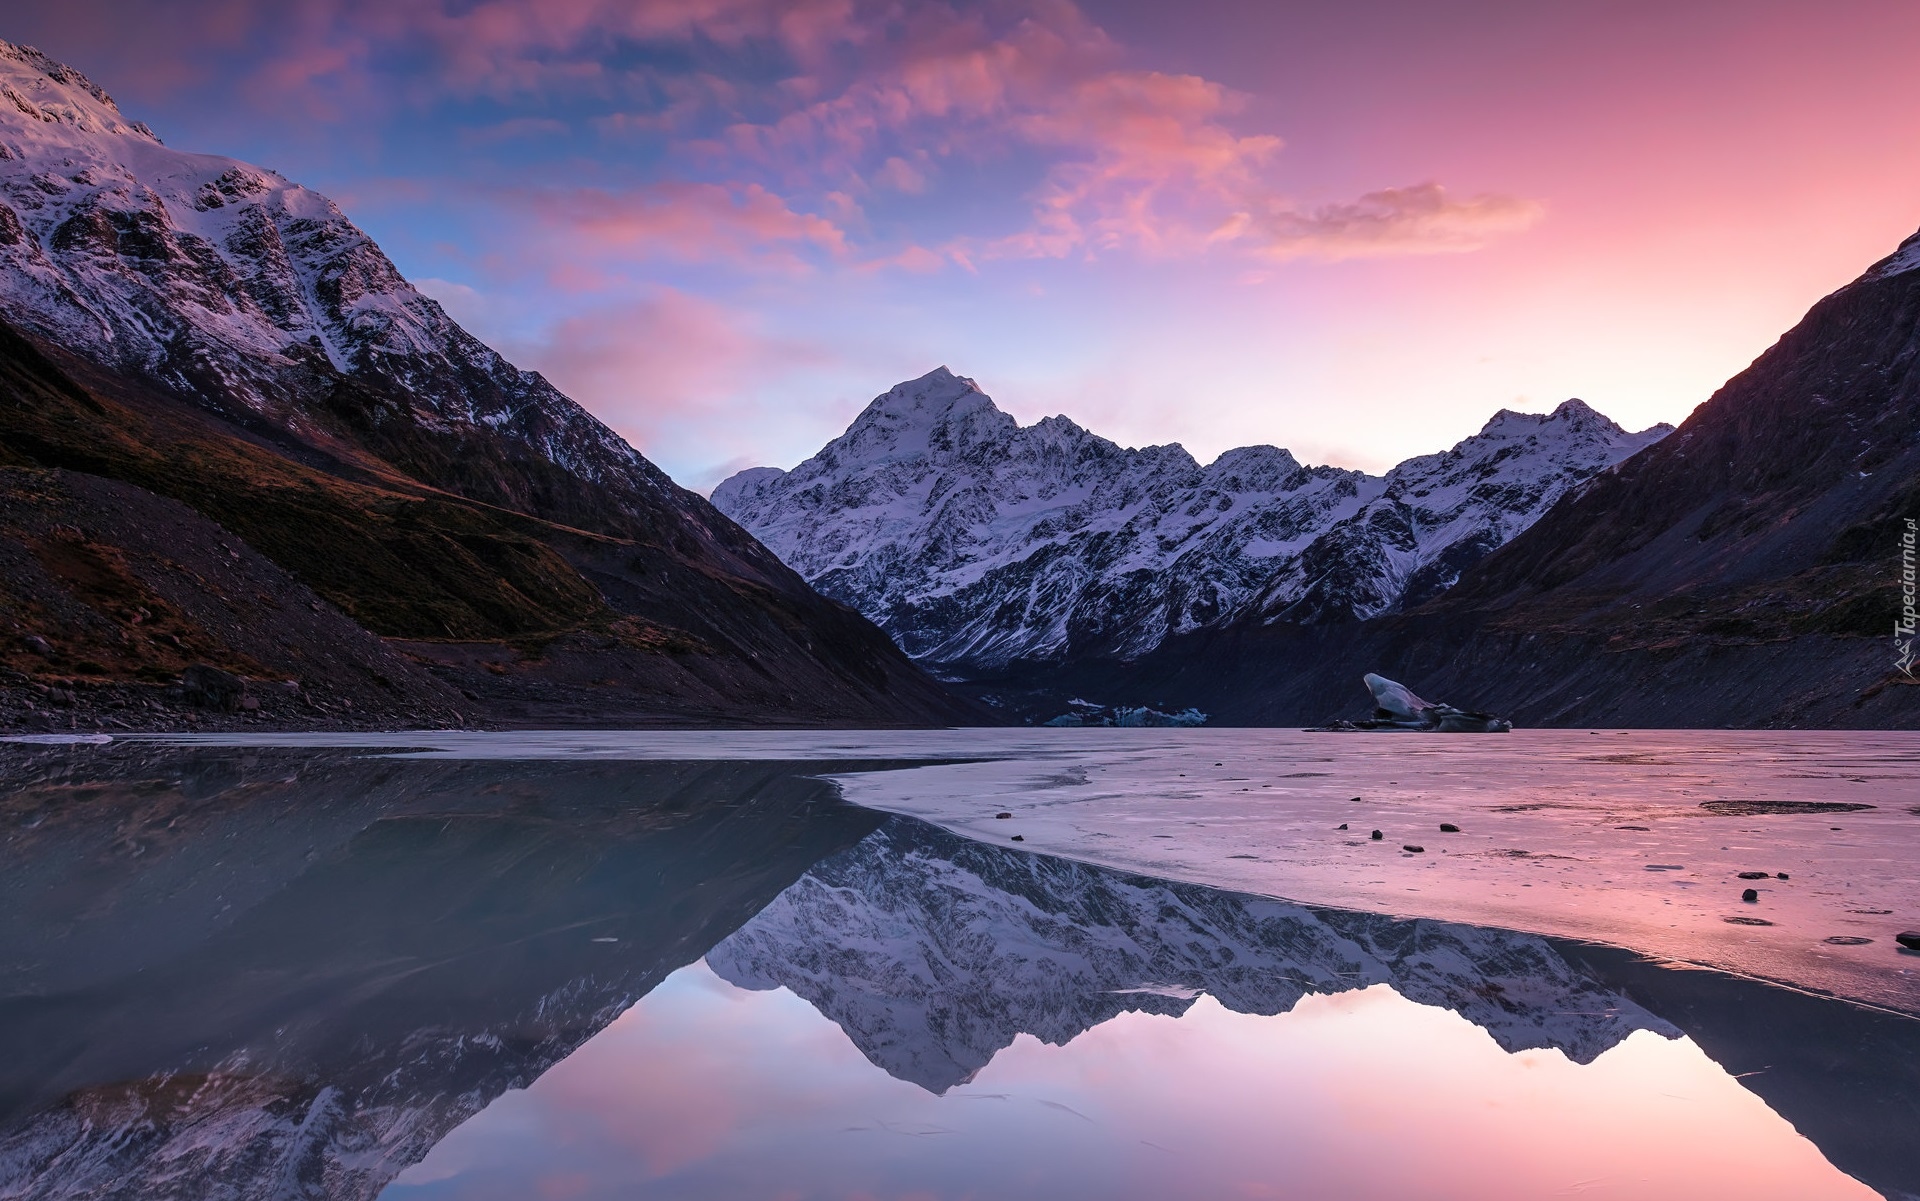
1899,517,1917,677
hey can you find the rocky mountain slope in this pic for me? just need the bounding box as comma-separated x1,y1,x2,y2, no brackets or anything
1036,227,1920,728
0,40,669,533
0,41,978,728
714,368,1667,673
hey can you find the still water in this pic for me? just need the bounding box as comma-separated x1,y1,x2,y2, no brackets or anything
0,742,1913,1200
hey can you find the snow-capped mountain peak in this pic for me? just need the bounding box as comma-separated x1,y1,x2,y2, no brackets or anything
714,374,1671,671
714,372,1368,667
1201,443,1304,491
1866,228,1920,282
1246,399,1672,623
0,41,160,142
0,39,695,521
827,366,1014,463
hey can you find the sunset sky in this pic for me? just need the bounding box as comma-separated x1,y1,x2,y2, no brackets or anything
13,1,1920,488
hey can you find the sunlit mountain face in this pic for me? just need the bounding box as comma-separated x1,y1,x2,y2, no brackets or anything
6,2,1918,489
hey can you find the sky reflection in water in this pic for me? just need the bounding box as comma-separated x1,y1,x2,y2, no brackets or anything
0,745,1905,1201
390,963,1872,1201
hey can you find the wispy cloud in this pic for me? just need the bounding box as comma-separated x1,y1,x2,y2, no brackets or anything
1242,183,1546,261
33,0,1541,273
524,182,850,279
422,279,847,488
626,2,1539,265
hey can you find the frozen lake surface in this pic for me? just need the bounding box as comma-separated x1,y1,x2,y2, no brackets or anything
1,729,1915,1199
108,726,1920,1013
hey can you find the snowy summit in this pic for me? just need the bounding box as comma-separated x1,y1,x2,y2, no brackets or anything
714,369,1672,671
0,39,669,502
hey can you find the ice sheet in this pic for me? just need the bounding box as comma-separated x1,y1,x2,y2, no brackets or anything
105,727,1920,1014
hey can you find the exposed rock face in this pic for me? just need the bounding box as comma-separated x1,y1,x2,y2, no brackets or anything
706,819,1676,1093
713,368,1667,673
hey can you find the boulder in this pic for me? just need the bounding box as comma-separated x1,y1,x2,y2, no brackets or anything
176,664,249,712
1315,674,1512,732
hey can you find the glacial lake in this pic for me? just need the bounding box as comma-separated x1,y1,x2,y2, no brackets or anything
1,731,1916,1200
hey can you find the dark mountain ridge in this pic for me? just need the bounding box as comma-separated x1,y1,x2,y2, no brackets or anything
994,229,1920,727
0,40,981,729
1447,230,1920,620
0,316,979,728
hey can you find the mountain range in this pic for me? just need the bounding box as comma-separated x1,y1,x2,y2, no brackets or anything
1049,225,1920,729
714,370,1669,672
0,39,977,729
715,232,1920,727
0,35,1914,730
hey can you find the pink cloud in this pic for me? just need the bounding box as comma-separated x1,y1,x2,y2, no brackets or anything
31,0,1538,273
440,285,845,486
1245,183,1546,261
522,182,851,278
1014,71,1279,185
992,70,1282,257
888,244,946,272
31,0,852,118
654,4,1534,265
698,2,1111,179
872,155,929,194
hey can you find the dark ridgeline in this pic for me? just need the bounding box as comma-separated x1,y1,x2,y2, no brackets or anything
0,751,1912,1201
0,40,982,729
0,321,980,728
975,229,1920,728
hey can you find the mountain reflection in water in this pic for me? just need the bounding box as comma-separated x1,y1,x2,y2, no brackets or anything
0,745,1913,1201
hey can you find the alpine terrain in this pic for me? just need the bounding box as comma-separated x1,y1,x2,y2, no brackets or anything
0,40,977,728
1050,227,1920,728
714,368,1669,673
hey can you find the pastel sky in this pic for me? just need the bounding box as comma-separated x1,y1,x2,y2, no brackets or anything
12,1,1920,489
